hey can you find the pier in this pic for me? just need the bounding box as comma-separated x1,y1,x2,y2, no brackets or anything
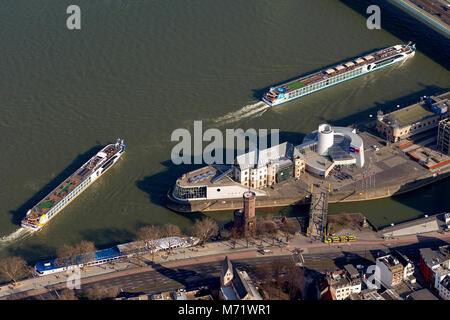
167,92,450,215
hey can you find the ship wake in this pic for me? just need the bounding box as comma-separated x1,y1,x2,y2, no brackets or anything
0,228,32,248
214,101,269,125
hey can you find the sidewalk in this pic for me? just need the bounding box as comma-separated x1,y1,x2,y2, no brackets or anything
1,231,449,299
0,237,291,299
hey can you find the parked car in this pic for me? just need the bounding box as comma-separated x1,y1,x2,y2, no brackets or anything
258,249,272,255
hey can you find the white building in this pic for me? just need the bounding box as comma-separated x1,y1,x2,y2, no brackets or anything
392,250,415,282
438,275,450,300
233,142,305,189
295,124,365,177
327,267,362,300
376,255,404,289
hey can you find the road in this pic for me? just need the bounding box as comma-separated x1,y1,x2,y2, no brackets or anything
22,234,449,300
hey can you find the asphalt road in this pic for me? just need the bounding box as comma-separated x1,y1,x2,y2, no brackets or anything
26,237,448,300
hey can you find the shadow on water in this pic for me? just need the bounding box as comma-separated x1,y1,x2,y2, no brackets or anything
251,0,450,101
250,45,411,101
6,244,54,265
8,145,103,227
78,227,135,250
330,84,448,127
338,0,450,70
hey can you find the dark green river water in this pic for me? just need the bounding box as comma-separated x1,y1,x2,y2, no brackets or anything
0,0,448,262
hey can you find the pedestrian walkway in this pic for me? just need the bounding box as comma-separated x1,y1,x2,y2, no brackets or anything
1,230,449,299
0,236,292,299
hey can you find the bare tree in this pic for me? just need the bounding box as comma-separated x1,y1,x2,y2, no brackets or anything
161,224,182,255
254,264,273,299
256,219,268,246
264,220,278,245
58,288,78,300
0,256,31,286
280,220,297,242
284,262,305,300
74,240,96,265
85,284,119,300
56,244,76,267
189,217,219,246
230,226,241,249
137,225,162,264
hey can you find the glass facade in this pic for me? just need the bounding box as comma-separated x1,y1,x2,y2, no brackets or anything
173,184,207,200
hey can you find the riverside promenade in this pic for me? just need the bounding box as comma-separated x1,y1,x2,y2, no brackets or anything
1,227,450,300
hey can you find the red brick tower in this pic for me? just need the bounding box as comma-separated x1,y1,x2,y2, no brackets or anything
242,191,256,237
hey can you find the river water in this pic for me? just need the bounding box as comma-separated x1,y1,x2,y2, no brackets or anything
0,0,448,262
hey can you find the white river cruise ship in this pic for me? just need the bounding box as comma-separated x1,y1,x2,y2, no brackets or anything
21,139,126,232
262,42,416,107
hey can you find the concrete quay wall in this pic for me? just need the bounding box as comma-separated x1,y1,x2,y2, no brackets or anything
167,168,450,213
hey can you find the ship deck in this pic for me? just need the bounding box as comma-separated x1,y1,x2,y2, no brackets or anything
22,142,122,226
270,44,412,95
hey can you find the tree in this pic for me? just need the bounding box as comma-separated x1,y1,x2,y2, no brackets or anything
284,262,305,300
264,220,278,245
85,284,119,300
137,225,162,263
230,226,241,249
74,240,96,265
161,224,182,254
256,219,268,246
189,217,219,246
280,220,297,242
56,244,76,267
0,256,31,286
58,288,78,300
254,264,273,299
56,241,96,267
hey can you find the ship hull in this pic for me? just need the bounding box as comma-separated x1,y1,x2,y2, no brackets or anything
21,143,125,232
263,48,415,107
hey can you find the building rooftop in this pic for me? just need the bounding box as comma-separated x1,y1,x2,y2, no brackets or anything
221,256,233,280
407,288,439,300
381,289,403,300
344,264,360,279
377,255,404,272
391,250,413,268
221,285,238,300
420,245,450,268
383,103,436,127
361,289,384,300
235,142,291,171
177,165,236,187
